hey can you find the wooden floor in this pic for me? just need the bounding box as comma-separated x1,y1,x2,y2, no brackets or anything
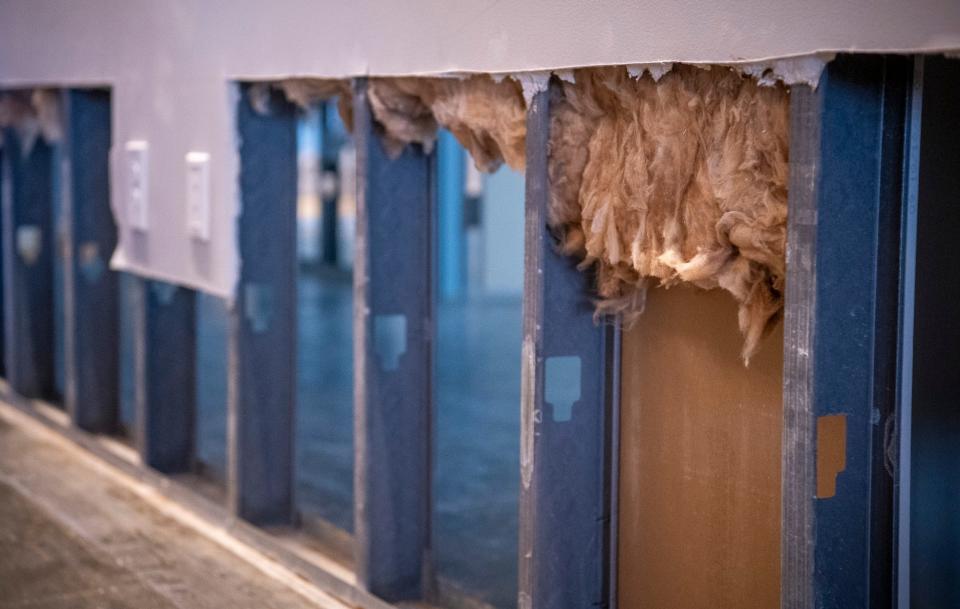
0,409,339,609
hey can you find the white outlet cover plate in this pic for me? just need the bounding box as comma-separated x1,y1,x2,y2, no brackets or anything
185,151,211,241
125,140,149,232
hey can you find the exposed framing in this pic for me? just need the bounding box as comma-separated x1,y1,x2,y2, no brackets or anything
1,117,56,400
352,77,435,602
519,79,620,609
60,88,119,433
133,277,196,473
782,54,912,609
229,83,299,525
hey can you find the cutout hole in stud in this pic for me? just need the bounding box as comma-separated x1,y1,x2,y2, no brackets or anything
374,314,407,372
816,414,847,499
545,355,581,422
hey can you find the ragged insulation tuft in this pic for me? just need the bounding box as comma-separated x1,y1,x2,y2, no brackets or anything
278,78,354,130
248,79,354,130
548,65,789,363
365,75,527,172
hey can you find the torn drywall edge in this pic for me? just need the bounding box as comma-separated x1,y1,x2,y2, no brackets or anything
730,53,836,87
506,69,577,106
257,55,828,134
497,55,827,102
250,50,837,98
624,53,835,88
626,63,675,82
510,71,551,107
223,45,960,85
257,52,835,118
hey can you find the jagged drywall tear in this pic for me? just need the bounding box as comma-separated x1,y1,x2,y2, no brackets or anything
267,65,789,362
549,66,789,363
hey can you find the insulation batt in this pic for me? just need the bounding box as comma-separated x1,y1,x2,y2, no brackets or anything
549,66,789,363
365,75,527,172
275,79,354,130
269,66,789,363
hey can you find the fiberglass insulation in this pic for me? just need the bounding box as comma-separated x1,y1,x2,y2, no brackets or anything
549,66,789,363
366,75,527,172
270,65,789,362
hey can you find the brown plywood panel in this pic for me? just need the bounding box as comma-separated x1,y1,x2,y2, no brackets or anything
618,286,783,609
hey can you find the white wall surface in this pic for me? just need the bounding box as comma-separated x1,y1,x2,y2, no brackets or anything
1,0,958,296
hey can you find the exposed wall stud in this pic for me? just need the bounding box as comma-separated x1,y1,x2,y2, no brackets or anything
133,277,196,473
1,125,56,400
61,89,119,432
782,54,911,609
228,83,298,525
518,79,619,609
353,78,434,602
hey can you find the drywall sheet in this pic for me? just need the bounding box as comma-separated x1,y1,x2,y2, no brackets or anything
0,1,958,294
618,286,783,609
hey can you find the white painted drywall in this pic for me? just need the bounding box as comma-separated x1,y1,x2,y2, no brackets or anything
1,0,958,296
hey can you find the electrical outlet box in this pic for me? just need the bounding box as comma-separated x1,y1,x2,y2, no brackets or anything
125,140,149,232
185,151,211,241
